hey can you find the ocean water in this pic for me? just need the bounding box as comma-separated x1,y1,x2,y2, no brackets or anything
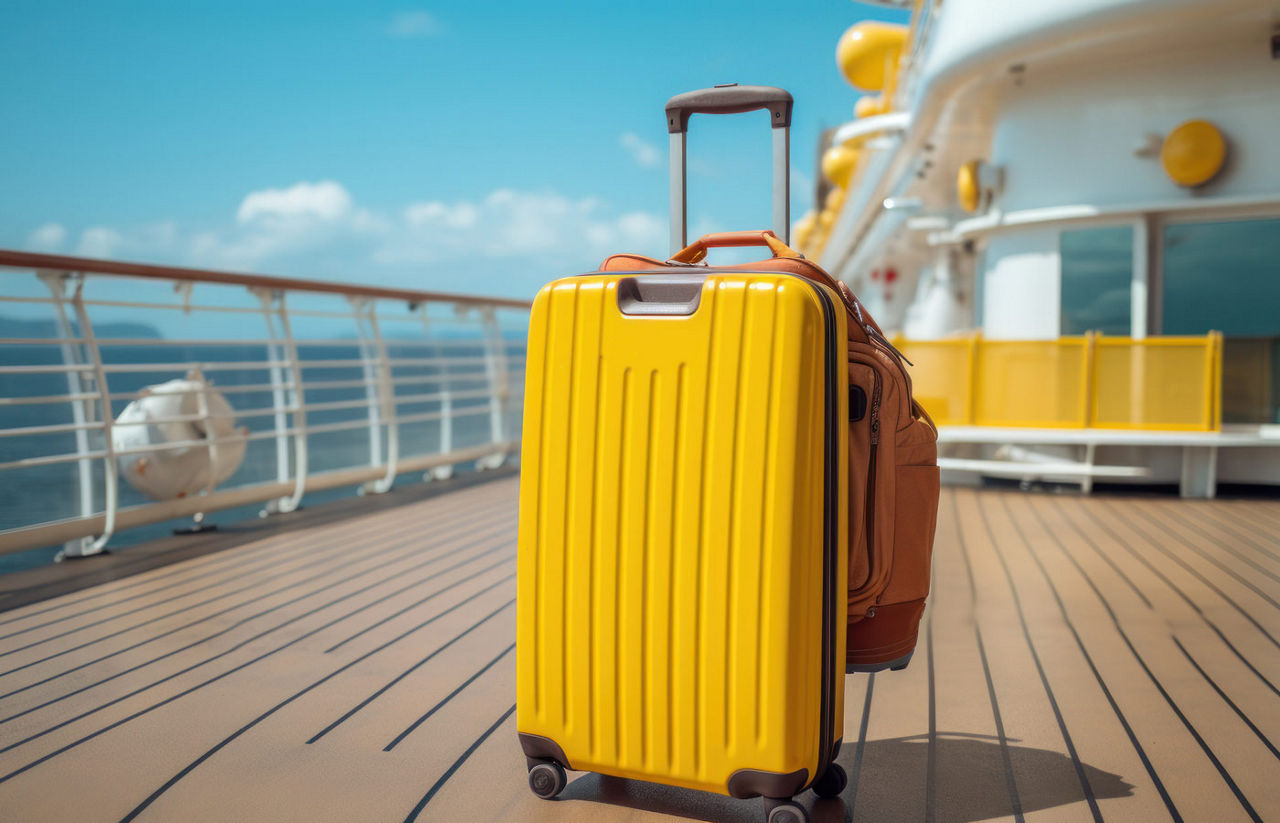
0,335,525,575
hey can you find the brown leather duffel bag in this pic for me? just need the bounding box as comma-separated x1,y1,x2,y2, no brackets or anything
602,229,940,672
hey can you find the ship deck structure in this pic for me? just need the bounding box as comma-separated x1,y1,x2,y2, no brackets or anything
1,476,1279,821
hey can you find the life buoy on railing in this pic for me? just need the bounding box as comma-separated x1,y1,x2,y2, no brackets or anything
113,370,247,501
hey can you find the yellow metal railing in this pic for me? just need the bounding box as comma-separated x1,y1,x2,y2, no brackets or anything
893,332,1223,431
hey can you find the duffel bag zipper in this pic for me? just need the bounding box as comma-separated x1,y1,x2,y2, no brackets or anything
865,375,881,599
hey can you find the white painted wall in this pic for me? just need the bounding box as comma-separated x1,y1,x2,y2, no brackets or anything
990,33,1280,212
980,228,1059,339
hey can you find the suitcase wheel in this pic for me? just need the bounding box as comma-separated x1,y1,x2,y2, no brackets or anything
763,797,809,823
527,761,566,800
810,762,847,799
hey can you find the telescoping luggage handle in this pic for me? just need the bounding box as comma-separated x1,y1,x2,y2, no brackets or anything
665,84,793,256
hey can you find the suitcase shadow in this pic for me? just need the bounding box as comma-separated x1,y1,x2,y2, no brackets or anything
842,734,1135,822
555,734,1132,822
559,772,832,822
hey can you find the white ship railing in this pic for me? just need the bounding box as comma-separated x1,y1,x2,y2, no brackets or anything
0,249,531,558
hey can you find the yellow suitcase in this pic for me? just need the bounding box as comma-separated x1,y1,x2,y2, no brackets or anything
515,265,848,822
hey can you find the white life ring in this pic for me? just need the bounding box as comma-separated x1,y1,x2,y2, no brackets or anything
113,370,247,500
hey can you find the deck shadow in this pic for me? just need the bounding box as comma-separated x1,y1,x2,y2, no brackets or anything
554,733,1131,822
559,772,847,822
849,733,1134,822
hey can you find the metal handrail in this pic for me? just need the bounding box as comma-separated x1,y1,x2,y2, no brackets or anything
0,249,532,309
0,248,531,558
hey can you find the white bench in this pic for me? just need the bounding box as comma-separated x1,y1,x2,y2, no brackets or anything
936,426,1280,498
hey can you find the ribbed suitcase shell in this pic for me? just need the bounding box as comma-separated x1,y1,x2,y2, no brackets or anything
516,271,847,796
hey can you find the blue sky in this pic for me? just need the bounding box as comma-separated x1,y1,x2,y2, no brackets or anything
2,1,906,299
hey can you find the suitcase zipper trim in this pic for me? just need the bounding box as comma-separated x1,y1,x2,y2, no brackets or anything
792,275,841,788
755,273,841,789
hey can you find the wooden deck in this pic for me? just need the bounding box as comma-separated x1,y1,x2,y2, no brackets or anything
0,478,1277,822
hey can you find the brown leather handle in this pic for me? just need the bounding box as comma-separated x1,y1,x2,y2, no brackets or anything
668,230,802,264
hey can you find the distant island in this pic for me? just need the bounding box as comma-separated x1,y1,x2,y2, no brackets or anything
0,315,162,339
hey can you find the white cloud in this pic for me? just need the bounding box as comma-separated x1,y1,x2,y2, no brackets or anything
619,132,661,169
388,10,440,38
384,189,664,265
192,180,389,270
404,201,479,231
36,181,664,295
77,227,123,258
28,222,67,251
236,180,353,224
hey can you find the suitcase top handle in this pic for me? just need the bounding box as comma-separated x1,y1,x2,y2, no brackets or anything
665,84,793,254
669,230,801,265
664,84,793,134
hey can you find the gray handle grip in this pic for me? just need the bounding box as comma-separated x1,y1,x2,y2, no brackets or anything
664,84,794,134
666,84,791,254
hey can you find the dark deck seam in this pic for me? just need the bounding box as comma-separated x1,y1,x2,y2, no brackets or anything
1071,498,1280,698
307,601,515,743
1090,496,1280,650
0,468,519,615
925,605,937,823
1153,503,1280,585
323,549,513,653
1090,499,1280,639
953,491,1024,823
401,703,516,823
1179,504,1280,564
1026,498,1260,821
1123,504,1280,612
980,495,1105,822
1167,501,1280,565
0,524,333,643
1003,496,1183,821
0,506,511,701
844,672,874,816
0,510,471,676
114,590,517,823
0,519,515,731
384,641,515,751
1170,637,1280,761
0,546,515,763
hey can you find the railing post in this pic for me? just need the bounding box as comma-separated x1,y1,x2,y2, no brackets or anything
254,288,291,507
477,306,510,470
69,276,118,555
348,297,385,485
39,271,114,558
967,332,980,426
349,297,399,494
420,305,454,480
1081,331,1097,428
1205,330,1222,432
254,288,307,514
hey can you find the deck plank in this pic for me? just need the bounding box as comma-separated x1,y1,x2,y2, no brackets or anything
0,478,1278,822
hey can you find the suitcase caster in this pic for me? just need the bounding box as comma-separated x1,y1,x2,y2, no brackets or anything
810,762,847,799
527,761,566,799
764,797,809,823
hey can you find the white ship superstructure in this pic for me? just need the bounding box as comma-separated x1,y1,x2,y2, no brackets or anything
801,0,1280,492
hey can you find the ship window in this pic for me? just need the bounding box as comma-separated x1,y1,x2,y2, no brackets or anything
1059,226,1132,335
1162,217,1280,336
1163,216,1280,423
